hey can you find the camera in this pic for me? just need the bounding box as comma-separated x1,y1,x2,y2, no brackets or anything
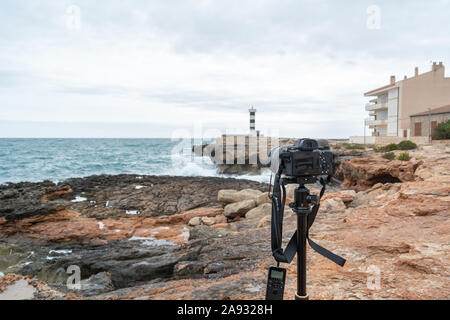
269,138,334,180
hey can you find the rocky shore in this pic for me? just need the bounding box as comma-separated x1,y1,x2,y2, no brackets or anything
0,144,449,300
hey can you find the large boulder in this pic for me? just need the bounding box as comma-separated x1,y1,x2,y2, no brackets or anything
256,192,271,206
224,199,257,218
245,203,272,220
218,189,262,204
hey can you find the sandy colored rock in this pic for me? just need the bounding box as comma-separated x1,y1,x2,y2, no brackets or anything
201,217,216,226
320,198,346,213
322,190,357,203
188,216,202,226
224,199,257,218
257,215,271,228
256,192,271,206
245,203,272,220
218,189,262,204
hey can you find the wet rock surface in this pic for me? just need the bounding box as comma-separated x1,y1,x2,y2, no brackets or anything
0,144,449,300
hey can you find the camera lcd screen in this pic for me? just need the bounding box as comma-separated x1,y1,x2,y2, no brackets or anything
270,270,284,280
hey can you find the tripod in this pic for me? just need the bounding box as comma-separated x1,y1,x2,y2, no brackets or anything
269,175,345,301
289,183,317,300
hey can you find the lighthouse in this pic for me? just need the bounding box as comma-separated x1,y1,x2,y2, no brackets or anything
249,106,256,134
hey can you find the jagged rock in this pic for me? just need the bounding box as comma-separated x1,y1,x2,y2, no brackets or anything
336,158,423,191
245,203,272,220
223,200,257,218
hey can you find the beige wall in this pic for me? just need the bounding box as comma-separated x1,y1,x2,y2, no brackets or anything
399,65,450,132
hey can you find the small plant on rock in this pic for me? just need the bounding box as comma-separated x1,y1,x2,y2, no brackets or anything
382,152,396,161
397,152,411,161
397,140,417,150
342,143,366,150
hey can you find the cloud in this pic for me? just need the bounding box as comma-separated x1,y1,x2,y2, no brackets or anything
0,0,449,138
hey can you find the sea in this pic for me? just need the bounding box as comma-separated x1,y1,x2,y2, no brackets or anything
0,138,271,185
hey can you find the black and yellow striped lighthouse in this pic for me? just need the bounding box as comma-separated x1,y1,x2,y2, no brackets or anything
249,106,256,134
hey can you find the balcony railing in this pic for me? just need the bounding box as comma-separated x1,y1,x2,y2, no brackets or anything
365,102,387,111
365,118,387,127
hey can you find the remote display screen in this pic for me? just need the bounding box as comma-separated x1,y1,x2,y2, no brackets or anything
270,270,284,280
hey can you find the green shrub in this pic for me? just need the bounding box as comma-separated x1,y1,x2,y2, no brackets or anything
384,143,399,151
397,140,417,150
382,152,396,160
375,143,398,152
397,152,411,161
432,120,450,140
342,143,366,150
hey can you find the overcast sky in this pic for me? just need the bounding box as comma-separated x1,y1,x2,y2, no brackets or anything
0,0,449,138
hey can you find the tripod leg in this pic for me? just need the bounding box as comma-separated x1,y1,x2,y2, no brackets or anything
295,213,309,300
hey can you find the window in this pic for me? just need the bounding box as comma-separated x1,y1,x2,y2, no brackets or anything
414,122,422,136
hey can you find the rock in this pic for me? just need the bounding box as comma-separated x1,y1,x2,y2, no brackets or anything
77,272,114,297
223,200,257,218
189,225,228,240
217,190,238,204
257,215,271,228
201,217,216,226
322,190,357,204
256,192,271,206
164,207,224,225
214,215,227,224
336,158,423,191
348,191,375,208
188,217,202,226
218,189,262,204
245,203,272,220
320,198,346,213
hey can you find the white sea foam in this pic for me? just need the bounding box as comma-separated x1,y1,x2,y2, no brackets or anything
126,210,140,215
49,249,72,254
164,153,270,183
129,236,176,246
72,196,87,203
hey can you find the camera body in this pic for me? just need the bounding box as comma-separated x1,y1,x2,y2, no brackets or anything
270,138,334,178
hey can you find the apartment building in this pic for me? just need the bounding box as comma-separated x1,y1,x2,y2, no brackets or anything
351,62,450,144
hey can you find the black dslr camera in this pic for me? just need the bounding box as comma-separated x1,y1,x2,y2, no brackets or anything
269,138,334,182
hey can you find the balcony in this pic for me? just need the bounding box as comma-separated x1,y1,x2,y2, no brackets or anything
365,102,387,111
365,117,387,127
